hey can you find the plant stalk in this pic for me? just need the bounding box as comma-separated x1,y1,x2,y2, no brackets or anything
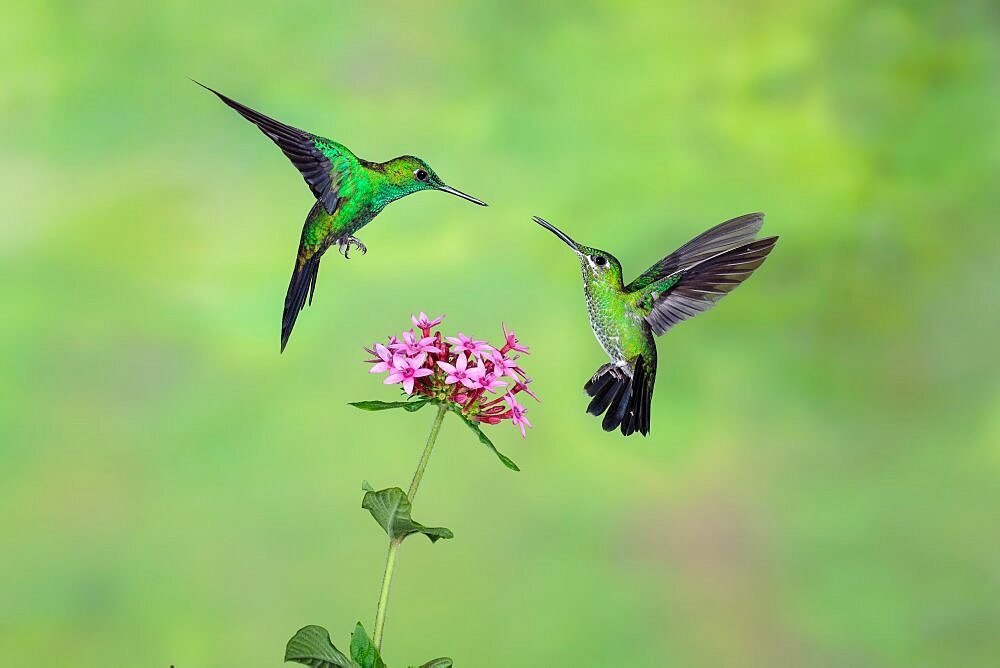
407,403,447,502
372,403,448,651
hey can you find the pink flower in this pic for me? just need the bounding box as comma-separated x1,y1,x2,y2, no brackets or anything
491,351,525,380
471,358,508,393
362,316,537,438
511,378,540,402
500,322,529,354
446,333,494,357
391,329,438,357
477,372,508,393
367,343,393,374
477,399,507,414
436,353,483,389
385,353,433,395
411,312,443,335
474,415,502,425
504,393,532,437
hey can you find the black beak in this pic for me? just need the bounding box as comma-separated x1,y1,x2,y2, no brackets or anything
533,216,579,251
438,184,488,206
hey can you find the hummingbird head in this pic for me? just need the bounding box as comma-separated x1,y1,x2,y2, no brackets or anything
533,216,624,289
382,155,487,206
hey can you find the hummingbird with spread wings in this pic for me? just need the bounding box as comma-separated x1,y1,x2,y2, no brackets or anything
534,213,778,436
196,82,487,351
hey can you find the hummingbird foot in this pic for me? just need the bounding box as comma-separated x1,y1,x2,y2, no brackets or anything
337,236,367,259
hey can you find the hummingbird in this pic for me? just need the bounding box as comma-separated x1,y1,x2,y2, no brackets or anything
533,213,778,436
195,82,487,351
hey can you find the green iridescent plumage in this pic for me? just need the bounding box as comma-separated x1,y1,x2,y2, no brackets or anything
196,82,487,351
534,213,778,436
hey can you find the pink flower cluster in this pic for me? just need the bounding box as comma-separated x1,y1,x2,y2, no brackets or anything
366,313,538,437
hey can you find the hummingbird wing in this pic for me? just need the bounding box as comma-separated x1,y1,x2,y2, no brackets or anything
584,348,656,437
624,213,765,293
638,236,778,336
197,82,343,214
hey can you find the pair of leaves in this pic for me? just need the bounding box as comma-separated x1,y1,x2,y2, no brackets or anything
285,624,451,668
349,399,430,413
362,485,453,543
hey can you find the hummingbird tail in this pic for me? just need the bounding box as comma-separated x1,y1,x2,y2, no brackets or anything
620,358,653,437
584,356,653,436
280,252,322,353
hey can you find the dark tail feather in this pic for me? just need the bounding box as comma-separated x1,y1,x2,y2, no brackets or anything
583,364,633,434
585,359,653,437
603,381,633,432
585,364,623,416
308,262,319,306
620,359,652,437
281,253,321,352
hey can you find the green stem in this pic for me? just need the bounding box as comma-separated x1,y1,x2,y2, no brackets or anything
372,403,448,651
407,403,447,502
371,539,400,651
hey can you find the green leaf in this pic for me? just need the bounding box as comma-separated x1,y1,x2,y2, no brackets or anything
454,412,520,471
284,625,351,668
362,487,454,543
350,399,430,412
350,623,387,668
413,658,454,668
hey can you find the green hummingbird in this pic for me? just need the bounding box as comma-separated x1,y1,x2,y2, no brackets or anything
533,213,778,436
196,82,487,352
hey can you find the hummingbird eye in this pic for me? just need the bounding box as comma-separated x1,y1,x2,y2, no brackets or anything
593,255,607,267
414,169,428,182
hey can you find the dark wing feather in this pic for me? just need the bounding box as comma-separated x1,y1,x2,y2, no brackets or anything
644,236,778,336
625,213,765,293
196,81,341,214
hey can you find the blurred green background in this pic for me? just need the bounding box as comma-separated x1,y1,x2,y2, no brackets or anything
2,1,997,666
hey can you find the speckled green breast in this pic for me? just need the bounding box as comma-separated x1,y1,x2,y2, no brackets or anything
583,275,646,364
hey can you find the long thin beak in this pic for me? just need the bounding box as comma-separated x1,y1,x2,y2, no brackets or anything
437,184,487,206
533,216,579,252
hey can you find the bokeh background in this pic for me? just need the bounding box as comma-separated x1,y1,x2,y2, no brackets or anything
2,1,997,666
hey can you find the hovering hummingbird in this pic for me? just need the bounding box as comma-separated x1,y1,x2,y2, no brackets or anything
195,82,487,351
533,213,778,436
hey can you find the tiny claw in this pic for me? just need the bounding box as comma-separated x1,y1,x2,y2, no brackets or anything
338,236,367,259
